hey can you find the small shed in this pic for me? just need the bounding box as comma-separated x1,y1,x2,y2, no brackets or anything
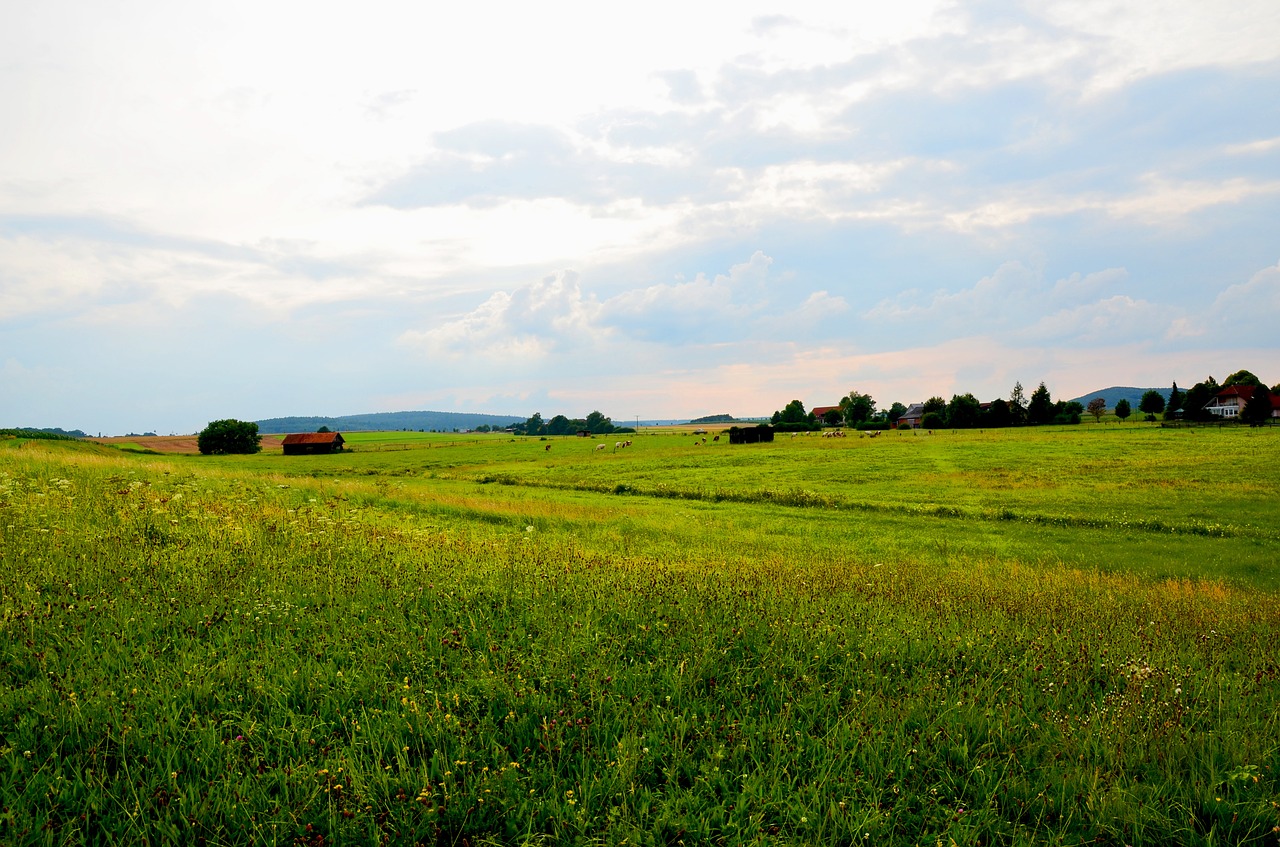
282,432,346,455
728,424,774,444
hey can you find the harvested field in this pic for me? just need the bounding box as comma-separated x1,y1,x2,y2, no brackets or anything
92,434,286,453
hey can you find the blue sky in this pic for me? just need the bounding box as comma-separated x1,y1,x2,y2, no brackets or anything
2,1,1278,434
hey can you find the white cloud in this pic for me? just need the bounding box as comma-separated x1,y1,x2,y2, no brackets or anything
400,251,853,359
400,271,606,361
1205,261,1280,339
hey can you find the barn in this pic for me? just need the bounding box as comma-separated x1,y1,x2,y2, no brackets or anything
282,432,346,455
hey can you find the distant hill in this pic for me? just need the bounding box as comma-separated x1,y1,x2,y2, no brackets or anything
1068,386,1166,409
256,410,524,434
689,414,738,424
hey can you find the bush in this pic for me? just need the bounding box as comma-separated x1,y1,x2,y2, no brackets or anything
197,419,262,455
921,412,946,430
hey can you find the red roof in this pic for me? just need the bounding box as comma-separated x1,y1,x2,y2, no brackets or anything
281,432,344,445
1216,385,1280,410
811,405,840,417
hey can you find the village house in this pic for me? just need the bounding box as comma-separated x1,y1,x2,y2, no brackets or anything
1204,385,1280,419
896,402,925,429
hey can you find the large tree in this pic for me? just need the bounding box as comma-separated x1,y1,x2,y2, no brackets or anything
1086,397,1107,423
585,411,614,434
1182,377,1220,421
984,398,1012,427
1241,388,1275,426
1222,369,1263,389
545,414,574,435
1114,398,1131,422
922,396,947,418
1008,381,1028,425
887,402,907,426
1139,390,1166,420
1166,382,1183,419
839,390,876,427
198,419,261,455
1026,382,1054,425
772,400,813,428
945,393,982,429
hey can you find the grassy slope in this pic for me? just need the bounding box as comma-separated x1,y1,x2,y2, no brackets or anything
1,431,1278,845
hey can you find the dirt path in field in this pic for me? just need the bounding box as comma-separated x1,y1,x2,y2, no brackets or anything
93,434,286,454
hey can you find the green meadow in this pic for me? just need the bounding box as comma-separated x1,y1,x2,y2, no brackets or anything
1,425,1278,845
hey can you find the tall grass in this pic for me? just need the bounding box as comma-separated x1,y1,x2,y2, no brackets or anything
1,435,1277,845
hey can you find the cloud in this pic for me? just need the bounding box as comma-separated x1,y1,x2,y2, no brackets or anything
400,270,606,360
400,251,853,358
1206,260,1280,337
1025,294,1169,343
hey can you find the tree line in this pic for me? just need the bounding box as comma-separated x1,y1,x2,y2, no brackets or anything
770,367,1275,432
509,411,634,437
772,381,1084,431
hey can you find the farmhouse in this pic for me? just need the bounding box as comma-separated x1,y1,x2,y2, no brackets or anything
896,403,925,429
282,432,346,455
1204,386,1280,419
810,405,841,421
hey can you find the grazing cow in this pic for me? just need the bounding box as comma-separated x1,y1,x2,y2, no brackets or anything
595,444,606,451
713,435,719,441
545,444,552,451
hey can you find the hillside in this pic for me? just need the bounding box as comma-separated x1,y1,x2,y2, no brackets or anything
1068,386,1165,409
256,410,524,434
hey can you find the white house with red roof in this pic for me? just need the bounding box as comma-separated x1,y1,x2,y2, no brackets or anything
1204,385,1280,419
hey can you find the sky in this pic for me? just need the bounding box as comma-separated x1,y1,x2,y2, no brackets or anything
2,1,1279,434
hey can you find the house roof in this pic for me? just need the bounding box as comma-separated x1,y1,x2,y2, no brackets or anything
1216,385,1257,401
811,405,840,417
1215,385,1280,410
899,403,925,418
282,432,344,445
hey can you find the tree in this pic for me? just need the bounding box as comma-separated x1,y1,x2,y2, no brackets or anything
1114,398,1131,422
945,393,982,429
983,398,1012,427
1182,377,1220,421
545,415,574,435
839,391,876,427
316,425,331,433
518,412,545,436
198,419,261,455
1223,369,1263,389
887,402,907,426
922,396,947,418
1166,383,1183,419
772,400,812,428
1009,381,1028,425
1026,382,1054,425
585,411,614,434
1139,390,1166,421
822,408,843,427
1053,400,1083,425
1241,388,1274,426
921,411,946,430
1086,397,1107,423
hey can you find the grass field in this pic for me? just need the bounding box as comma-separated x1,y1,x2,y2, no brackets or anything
1,426,1278,845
